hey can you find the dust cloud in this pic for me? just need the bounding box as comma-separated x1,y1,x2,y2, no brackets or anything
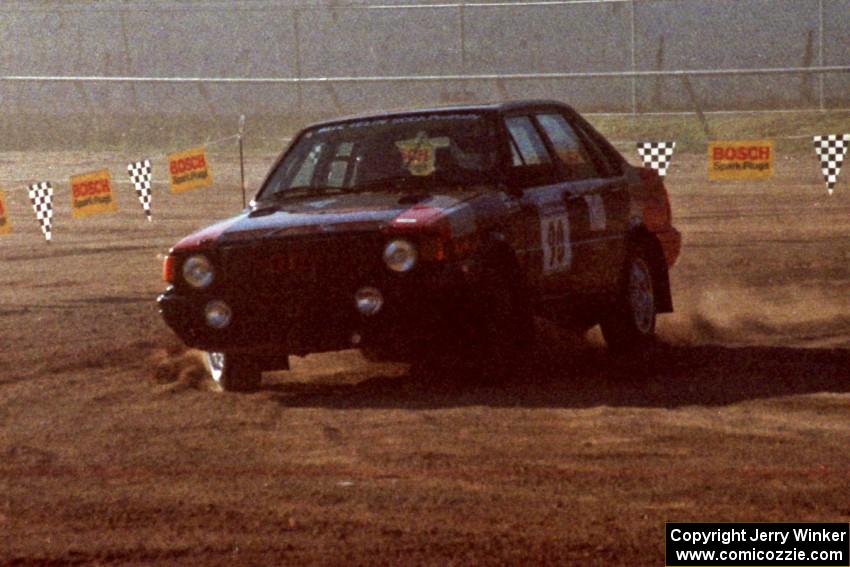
660,282,849,348
149,336,212,392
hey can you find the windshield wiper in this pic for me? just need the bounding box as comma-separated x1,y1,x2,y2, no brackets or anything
351,175,429,193
266,185,348,201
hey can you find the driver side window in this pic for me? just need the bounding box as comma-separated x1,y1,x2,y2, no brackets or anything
290,143,324,187
325,142,354,187
289,141,357,188
504,115,558,188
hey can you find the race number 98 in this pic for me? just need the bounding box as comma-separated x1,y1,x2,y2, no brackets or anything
541,213,571,274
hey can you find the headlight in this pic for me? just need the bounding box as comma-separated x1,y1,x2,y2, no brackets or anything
383,239,417,272
182,254,214,289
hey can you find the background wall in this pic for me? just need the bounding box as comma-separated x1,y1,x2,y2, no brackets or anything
0,0,846,146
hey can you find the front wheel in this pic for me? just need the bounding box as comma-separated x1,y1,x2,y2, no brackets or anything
204,352,262,392
464,260,534,383
600,250,657,354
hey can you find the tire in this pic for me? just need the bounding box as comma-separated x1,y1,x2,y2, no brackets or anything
600,248,657,354
204,351,262,392
466,259,533,383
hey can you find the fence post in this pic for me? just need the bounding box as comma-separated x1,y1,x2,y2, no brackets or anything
818,0,825,110
118,8,139,116
293,7,304,117
682,76,711,138
459,2,467,73
653,35,665,110
803,30,815,106
630,0,637,114
238,114,246,208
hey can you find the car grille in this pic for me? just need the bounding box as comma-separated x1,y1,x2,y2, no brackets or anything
218,232,384,299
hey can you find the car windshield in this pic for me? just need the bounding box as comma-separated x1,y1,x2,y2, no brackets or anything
258,112,498,200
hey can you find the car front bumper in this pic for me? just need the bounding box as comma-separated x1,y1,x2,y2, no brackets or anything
158,261,474,357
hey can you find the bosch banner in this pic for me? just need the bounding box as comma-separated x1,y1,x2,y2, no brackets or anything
709,141,774,180
168,147,212,193
0,190,11,235
70,169,117,219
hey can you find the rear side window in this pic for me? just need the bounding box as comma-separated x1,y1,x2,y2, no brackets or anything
535,113,599,180
505,116,552,166
569,116,626,178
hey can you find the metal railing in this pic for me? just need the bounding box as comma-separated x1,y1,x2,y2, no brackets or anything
0,0,846,116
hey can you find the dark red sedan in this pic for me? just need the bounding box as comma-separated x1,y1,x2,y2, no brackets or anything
159,100,681,391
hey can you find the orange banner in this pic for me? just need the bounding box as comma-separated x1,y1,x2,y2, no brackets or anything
708,140,774,180
168,146,213,193
0,190,11,235
70,169,117,219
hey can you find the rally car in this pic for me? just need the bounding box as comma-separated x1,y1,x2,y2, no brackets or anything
158,100,681,391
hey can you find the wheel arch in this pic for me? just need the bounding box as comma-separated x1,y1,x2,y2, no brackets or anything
479,233,524,285
477,233,535,320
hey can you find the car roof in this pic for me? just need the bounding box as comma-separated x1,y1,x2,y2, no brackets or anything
305,99,576,130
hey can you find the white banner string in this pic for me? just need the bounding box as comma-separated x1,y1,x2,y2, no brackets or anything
0,133,240,193
0,65,848,85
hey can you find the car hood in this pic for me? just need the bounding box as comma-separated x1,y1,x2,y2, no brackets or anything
170,189,482,251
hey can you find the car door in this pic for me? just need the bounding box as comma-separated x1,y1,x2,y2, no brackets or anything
532,109,628,295
565,110,632,293
502,113,575,296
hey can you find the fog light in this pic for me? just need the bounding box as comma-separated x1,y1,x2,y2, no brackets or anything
355,287,383,316
205,300,232,329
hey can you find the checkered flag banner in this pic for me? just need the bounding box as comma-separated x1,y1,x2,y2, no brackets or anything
813,134,849,195
27,182,54,242
128,159,153,221
637,141,676,177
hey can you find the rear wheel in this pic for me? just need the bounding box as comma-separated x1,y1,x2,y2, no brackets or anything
204,351,262,392
600,249,657,354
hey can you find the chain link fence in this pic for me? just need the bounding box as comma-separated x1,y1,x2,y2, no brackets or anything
0,0,847,148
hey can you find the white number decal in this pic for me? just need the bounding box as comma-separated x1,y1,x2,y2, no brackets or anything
541,213,571,274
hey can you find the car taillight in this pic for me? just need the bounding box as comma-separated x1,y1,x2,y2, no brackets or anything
638,165,659,185
162,254,177,284
653,178,672,225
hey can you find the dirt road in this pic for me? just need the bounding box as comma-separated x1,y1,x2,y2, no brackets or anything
1,151,848,565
